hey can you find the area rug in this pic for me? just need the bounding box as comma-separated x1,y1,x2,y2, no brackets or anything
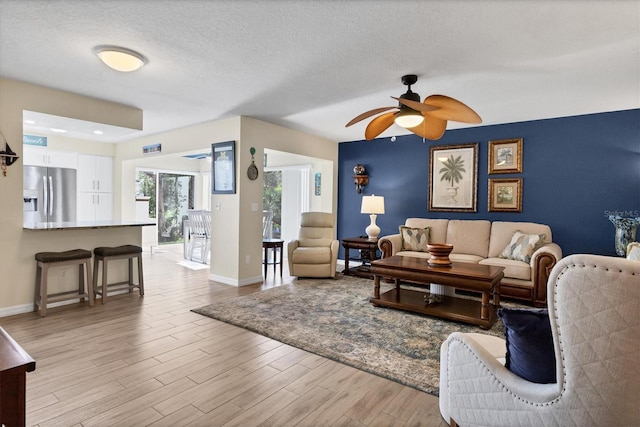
192,275,509,396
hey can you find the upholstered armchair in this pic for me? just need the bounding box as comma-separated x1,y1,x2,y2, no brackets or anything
439,254,640,426
287,212,339,278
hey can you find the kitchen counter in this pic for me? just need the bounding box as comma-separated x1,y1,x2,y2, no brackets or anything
23,220,156,231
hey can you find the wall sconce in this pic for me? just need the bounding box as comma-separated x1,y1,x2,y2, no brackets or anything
0,133,19,177
353,164,368,194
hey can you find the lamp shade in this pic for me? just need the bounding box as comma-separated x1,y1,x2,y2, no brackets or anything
361,195,385,214
93,45,147,72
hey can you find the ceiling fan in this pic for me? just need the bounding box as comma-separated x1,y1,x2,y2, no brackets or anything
345,74,482,140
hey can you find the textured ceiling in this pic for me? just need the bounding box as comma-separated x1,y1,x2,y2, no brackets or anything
1,0,638,143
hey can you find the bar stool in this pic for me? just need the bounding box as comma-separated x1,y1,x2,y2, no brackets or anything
34,249,94,317
93,245,144,304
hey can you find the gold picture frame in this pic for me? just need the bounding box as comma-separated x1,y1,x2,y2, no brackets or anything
488,138,523,174
429,143,478,212
488,178,522,212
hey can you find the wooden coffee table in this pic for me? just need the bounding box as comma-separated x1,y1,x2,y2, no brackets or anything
369,256,504,329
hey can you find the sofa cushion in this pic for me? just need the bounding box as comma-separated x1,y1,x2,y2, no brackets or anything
479,257,531,281
400,226,430,252
291,246,331,264
489,221,552,258
396,250,431,259
405,218,449,244
500,231,546,263
449,253,484,264
498,308,556,384
446,220,491,258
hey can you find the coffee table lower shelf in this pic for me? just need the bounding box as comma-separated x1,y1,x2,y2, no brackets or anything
370,288,497,330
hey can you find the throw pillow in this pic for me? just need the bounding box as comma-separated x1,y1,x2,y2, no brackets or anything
399,226,430,252
627,242,640,261
498,308,556,384
500,230,546,262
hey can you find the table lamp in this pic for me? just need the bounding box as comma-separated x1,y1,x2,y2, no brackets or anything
361,194,385,240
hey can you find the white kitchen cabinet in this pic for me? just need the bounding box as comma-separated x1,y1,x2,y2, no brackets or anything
77,154,113,221
77,154,112,193
23,146,77,169
77,192,113,221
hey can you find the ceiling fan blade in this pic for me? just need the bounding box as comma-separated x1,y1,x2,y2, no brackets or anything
365,112,395,140
346,106,397,127
423,95,482,124
391,96,439,113
408,116,448,140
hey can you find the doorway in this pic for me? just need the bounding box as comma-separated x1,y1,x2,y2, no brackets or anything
136,170,195,244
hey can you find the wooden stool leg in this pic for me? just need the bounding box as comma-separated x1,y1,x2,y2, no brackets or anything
78,262,85,303
86,259,94,307
137,254,145,296
93,256,100,301
128,258,134,292
101,258,108,304
39,263,48,317
34,263,42,313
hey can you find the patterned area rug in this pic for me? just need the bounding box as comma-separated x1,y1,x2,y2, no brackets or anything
193,275,508,396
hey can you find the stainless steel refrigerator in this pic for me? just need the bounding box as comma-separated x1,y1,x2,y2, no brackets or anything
23,166,77,224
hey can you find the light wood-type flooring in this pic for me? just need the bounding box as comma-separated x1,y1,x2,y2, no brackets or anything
0,244,447,426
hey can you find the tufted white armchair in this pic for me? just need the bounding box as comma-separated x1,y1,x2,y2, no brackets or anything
439,254,640,426
287,212,339,278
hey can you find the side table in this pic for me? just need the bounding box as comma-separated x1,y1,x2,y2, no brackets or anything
263,238,284,278
0,327,36,427
341,236,379,278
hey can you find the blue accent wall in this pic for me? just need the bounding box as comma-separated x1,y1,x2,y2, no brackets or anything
338,109,640,258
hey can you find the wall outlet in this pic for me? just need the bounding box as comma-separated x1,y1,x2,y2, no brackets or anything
245,255,251,264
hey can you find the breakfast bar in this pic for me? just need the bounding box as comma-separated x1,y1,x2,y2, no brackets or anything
18,220,155,315
23,219,155,231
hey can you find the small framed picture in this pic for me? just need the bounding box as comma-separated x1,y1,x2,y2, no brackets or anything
211,141,236,194
488,178,522,212
488,138,523,174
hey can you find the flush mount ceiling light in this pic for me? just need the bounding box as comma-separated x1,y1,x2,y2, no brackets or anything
93,45,147,72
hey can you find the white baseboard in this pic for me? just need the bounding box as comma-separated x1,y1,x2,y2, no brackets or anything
0,298,87,318
209,274,264,287
0,303,34,318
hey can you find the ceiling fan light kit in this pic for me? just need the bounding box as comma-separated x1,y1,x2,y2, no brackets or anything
93,45,147,72
394,107,424,128
346,74,482,140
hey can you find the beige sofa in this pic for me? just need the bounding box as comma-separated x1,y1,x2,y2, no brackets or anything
378,219,562,306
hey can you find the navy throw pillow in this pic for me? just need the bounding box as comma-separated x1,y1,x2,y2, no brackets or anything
498,308,556,384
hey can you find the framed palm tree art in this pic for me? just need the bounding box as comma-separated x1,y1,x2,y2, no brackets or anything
428,143,478,212
488,138,523,174
488,178,523,212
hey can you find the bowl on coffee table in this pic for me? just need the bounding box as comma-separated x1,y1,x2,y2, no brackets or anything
427,243,453,266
